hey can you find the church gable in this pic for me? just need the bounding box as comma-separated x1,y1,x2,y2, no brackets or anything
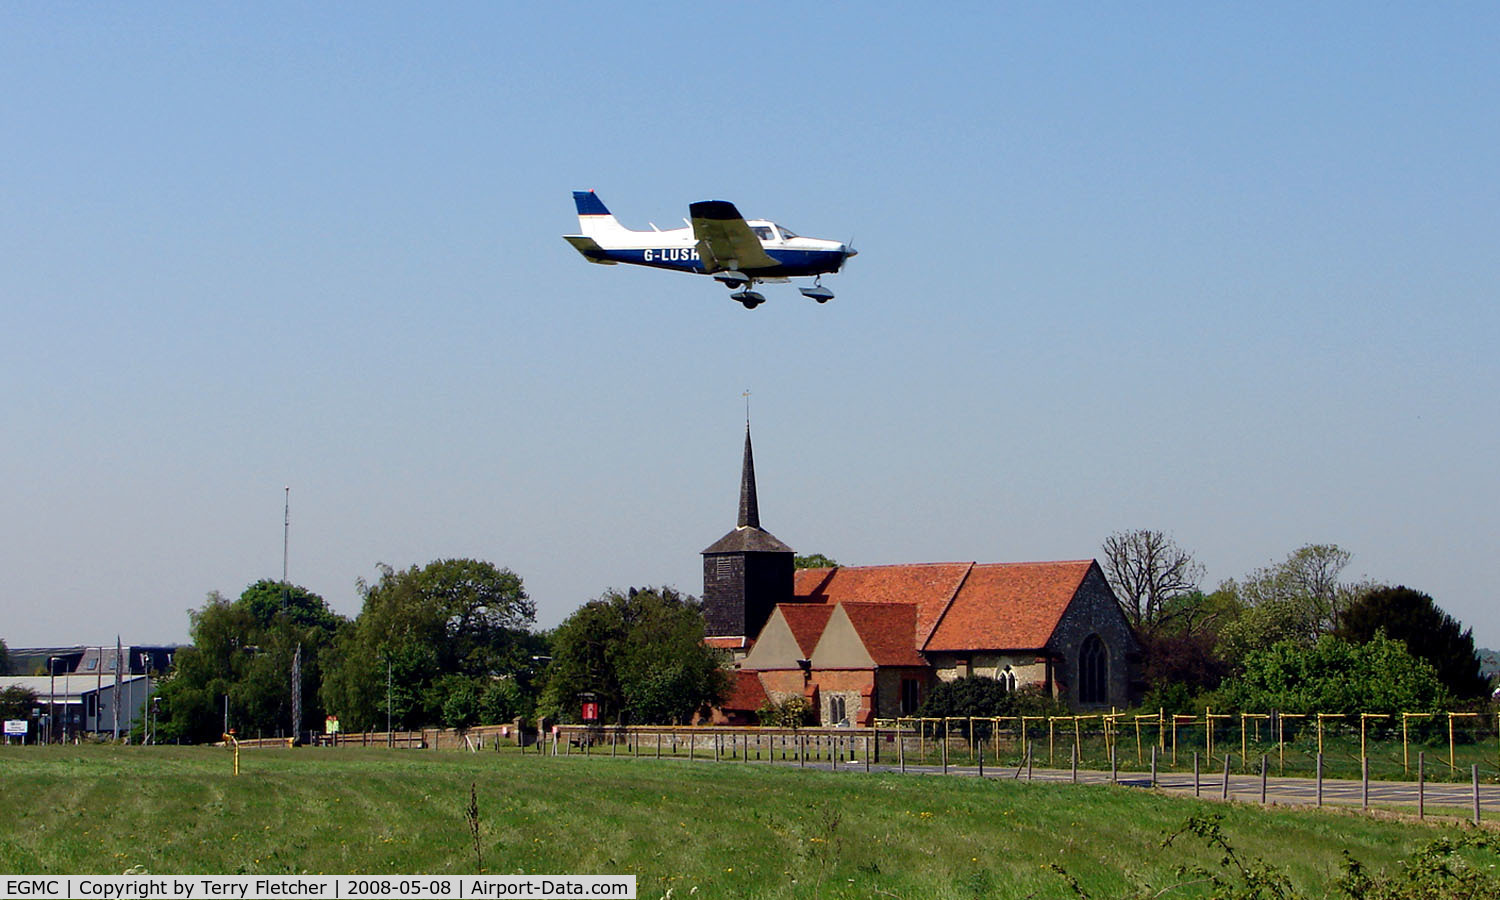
807,605,876,669
742,605,831,670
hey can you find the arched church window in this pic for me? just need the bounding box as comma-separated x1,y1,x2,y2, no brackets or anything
1078,635,1108,705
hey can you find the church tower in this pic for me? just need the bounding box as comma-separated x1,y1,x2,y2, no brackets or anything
702,425,794,641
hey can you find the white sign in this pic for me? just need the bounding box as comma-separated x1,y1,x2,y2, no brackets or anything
4,719,28,736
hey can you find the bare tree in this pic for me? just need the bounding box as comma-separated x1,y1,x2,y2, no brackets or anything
1101,529,1205,636
1237,544,1366,639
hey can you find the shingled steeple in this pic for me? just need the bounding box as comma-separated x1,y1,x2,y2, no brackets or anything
702,425,794,640
738,426,760,529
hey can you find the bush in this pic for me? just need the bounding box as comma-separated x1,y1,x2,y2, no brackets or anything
1218,634,1453,715
916,677,1068,737
756,696,814,728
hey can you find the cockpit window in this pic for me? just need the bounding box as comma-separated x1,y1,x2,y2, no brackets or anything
776,225,798,240
751,226,774,241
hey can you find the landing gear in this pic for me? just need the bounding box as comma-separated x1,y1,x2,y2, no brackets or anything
799,276,834,303
732,289,765,309
713,269,751,289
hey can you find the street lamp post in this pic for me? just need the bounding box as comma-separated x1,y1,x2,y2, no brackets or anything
47,656,62,745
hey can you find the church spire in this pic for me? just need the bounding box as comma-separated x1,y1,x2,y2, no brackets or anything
738,425,760,529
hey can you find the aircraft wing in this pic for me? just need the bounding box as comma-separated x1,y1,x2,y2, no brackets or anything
689,201,777,272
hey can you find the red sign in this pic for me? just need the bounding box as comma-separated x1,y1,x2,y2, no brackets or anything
581,701,599,722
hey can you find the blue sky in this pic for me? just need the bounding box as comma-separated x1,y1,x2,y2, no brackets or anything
3,4,1497,649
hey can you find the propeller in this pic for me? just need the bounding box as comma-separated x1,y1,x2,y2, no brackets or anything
839,235,857,271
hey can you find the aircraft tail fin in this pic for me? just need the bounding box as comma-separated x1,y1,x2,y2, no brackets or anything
573,190,633,237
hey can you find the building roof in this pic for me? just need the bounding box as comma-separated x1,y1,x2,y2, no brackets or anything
924,561,1096,651
780,605,835,657
838,602,927,667
0,674,148,702
794,562,972,646
791,560,1103,655
702,526,795,554
720,671,769,713
704,636,751,651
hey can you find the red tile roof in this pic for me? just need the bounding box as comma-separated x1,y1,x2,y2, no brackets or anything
779,604,835,657
924,561,1095,651
721,670,769,712
705,636,750,651
793,562,972,646
838,602,928,667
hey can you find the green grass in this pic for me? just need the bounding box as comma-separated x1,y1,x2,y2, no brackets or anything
0,744,1488,898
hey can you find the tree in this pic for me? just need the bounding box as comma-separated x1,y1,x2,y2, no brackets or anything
1242,544,1367,638
794,553,839,570
1100,529,1205,637
1220,634,1452,715
318,559,539,732
0,685,36,720
0,638,9,676
155,582,345,743
1336,585,1489,700
540,586,730,725
1216,544,1373,666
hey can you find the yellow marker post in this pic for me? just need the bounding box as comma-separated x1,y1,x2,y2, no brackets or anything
1102,713,1121,762
1020,715,1044,761
1400,712,1430,774
1359,713,1388,767
1159,708,1166,751
1205,708,1232,759
1315,713,1344,757
1241,714,1269,767
1448,712,1479,773
222,732,240,776
1134,714,1158,765
1171,714,1195,767
1048,716,1061,767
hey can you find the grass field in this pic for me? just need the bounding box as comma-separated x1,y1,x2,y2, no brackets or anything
0,745,1492,898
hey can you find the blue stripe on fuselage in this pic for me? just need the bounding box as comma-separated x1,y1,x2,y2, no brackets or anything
597,247,844,277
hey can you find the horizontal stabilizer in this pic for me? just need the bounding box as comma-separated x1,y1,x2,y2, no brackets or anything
563,235,617,264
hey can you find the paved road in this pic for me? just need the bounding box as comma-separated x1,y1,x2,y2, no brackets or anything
644,750,1499,818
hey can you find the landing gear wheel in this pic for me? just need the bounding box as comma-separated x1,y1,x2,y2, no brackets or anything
732,289,765,309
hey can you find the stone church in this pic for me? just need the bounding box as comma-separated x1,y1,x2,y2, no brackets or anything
703,427,1139,725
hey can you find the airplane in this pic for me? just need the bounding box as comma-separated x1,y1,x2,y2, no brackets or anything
563,191,856,308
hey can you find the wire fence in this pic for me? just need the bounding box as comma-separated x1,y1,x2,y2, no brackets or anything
873,710,1500,783
281,709,1500,786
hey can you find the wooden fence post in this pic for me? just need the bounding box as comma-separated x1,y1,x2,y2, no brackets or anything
1474,764,1481,827
1316,753,1323,807
1260,754,1267,805
1418,751,1425,820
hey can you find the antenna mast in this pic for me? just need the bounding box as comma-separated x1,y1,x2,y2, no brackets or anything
282,486,290,584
